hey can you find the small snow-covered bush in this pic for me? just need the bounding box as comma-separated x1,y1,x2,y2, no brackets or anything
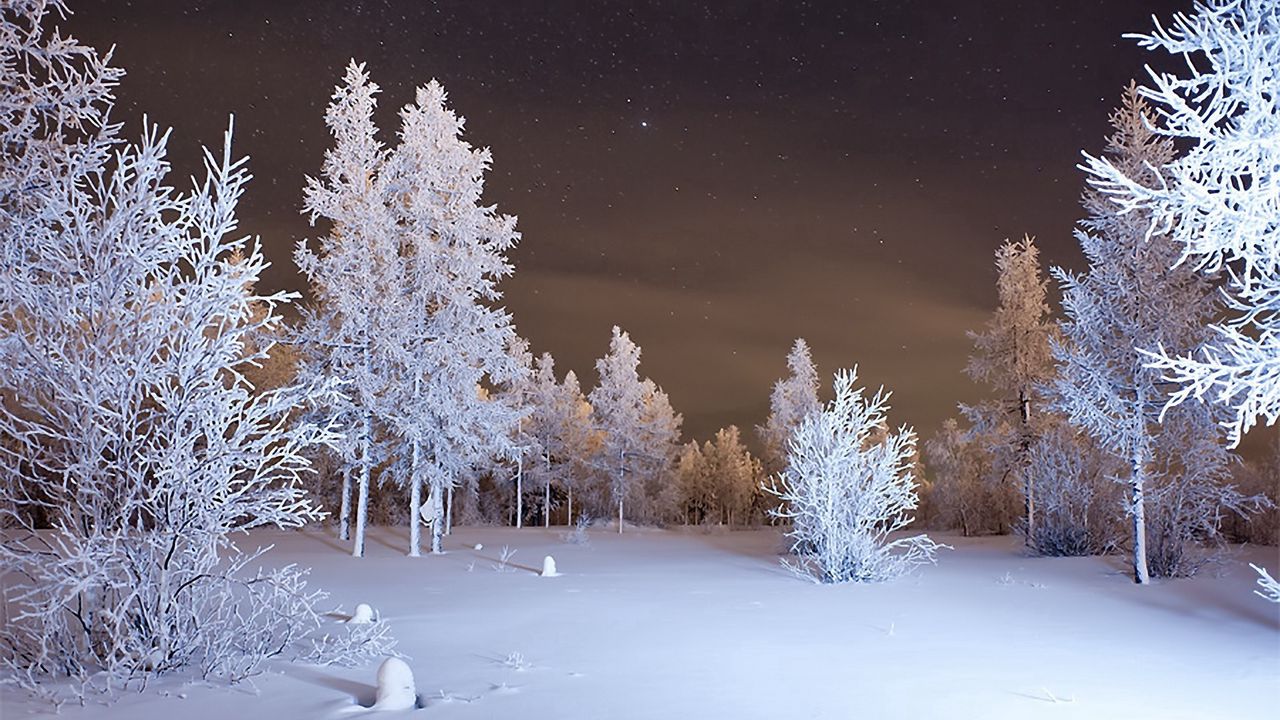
1022,423,1123,557
766,369,943,583
923,418,1020,537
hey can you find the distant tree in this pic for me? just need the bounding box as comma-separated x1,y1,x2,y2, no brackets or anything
924,418,1007,537
756,338,821,481
766,369,942,583
1054,85,1264,582
496,339,540,529
0,2,388,701
965,236,1058,545
676,441,711,524
631,379,683,524
588,326,677,532
555,369,600,524
701,426,759,527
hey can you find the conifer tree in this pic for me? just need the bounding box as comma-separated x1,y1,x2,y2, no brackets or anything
965,236,1058,545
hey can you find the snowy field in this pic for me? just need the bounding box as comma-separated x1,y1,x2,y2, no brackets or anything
5,526,1278,720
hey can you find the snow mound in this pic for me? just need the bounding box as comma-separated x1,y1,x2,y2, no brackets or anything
373,657,416,711
348,603,375,624
474,543,483,550
540,555,559,577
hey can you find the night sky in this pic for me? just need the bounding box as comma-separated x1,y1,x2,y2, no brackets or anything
71,0,1194,446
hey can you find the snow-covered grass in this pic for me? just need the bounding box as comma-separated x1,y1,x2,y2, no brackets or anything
5,527,1276,719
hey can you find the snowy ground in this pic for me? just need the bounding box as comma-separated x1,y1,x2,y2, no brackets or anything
5,526,1278,719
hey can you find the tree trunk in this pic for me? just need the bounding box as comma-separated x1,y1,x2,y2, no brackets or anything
409,440,421,557
1131,444,1150,585
1020,389,1035,551
338,467,351,541
567,487,573,526
445,484,453,535
516,453,523,529
353,412,371,558
431,480,445,554
544,452,551,528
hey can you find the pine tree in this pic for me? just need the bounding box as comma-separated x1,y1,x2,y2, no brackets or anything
384,78,525,555
294,61,397,557
589,326,668,532
756,338,821,481
965,236,1058,546
1054,85,1261,582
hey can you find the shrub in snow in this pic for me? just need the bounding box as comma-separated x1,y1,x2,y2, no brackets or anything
0,2,392,704
561,513,592,546
373,656,417,711
766,369,943,583
923,418,1020,537
541,556,559,577
1021,422,1123,557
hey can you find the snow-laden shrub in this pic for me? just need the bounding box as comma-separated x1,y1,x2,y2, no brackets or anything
923,418,1020,537
766,369,943,583
1022,423,1123,557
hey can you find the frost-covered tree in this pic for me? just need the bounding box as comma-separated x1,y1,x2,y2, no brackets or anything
383,78,524,554
700,426,760,527
965,236,1058,546
766,368,942,583
523,353,599,526
0,3,389,701
588,326,674,532
630,379,683,524
555,369,599,524
294,62,397,557
495,339,539,529
1080,0,1280,449
676,441,711,524
756,338,821,480
1055,85,1262,582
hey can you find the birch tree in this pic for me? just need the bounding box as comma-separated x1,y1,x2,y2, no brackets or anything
0,2,391,700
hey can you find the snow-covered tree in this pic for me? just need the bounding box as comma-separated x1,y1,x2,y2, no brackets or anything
766,368,942,583
588,326,675,532
293,61,398,557
676,441,711,524
630,379,683,524
495,339,539,529
1055,85,1262,582
756,338,821,480
522,353,599,526
0,3,388,700
383,78,525,554
1080,0,1280,449
965,236,1058,546
700,426,760,527
555,369,599,525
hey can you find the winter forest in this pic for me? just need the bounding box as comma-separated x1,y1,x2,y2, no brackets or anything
1,0,1278,718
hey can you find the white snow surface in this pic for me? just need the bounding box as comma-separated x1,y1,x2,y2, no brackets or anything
6,526,1276,719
